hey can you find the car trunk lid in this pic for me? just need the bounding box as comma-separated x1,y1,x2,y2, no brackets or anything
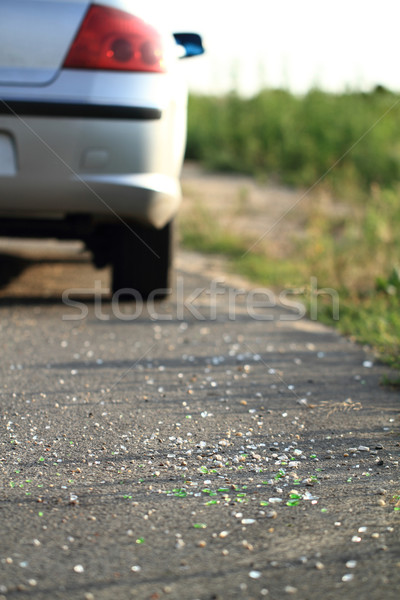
0,0,90,86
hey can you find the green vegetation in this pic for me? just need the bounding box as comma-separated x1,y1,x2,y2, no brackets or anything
182,88,400,371
186,87,400,191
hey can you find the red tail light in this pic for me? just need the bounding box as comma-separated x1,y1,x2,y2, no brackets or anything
63,4,167,73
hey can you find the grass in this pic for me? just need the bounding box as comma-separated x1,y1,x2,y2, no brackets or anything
180,202,306,288
181,88,400,372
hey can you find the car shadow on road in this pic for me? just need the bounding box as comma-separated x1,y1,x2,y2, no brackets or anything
0,251,30,288
0,250,111,305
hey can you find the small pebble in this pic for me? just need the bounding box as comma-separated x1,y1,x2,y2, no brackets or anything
346,560,357,569
265,510,277,519
219,531,229,538
342,573,354,582
285,585,298,594
163,586,173,594
249,570,262,579
73,565,84,573
241,519,256,525
242,540,254,551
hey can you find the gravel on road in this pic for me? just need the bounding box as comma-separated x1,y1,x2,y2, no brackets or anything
0,245,399,600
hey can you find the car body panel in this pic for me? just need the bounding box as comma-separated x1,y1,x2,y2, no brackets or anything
0,0,89,85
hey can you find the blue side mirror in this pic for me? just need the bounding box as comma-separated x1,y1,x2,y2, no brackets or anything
173,33,205,58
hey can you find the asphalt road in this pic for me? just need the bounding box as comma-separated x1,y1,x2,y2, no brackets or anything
0,243,399,600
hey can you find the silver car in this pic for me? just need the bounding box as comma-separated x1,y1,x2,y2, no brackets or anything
0,0,204,297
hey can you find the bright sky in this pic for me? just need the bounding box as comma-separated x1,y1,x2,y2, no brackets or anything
153,0,400,96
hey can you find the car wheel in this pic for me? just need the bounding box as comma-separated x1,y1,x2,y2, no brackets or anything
111,220,173,300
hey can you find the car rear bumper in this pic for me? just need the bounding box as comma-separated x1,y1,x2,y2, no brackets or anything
0,100,185,228
0,172,181,229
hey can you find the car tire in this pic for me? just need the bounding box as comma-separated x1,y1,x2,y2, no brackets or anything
111,220,173,300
